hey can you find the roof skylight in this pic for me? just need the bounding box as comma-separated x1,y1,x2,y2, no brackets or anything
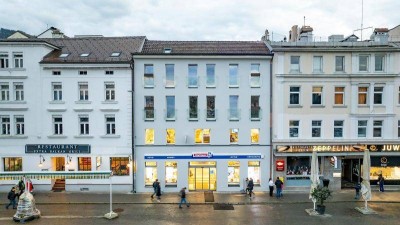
59,53,69,58
80,53,90,57
111,52,121,57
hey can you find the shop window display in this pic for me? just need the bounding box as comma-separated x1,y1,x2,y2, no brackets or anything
286,157,311,175
110,157,129,176
248,161,260,184
165,161,177,186
145,162,157,186
228,161,240,186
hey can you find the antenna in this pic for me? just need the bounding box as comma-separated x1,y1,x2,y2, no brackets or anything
361,0,363,40
304,16,306,27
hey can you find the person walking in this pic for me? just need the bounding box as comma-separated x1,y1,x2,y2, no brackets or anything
155,180,162,202
244,178,249,195
6,187,17,209
247,178,254,198
178,187,190,208
354,182,361,199
378,174,385,192
268,178,274,197
151,179,159,199
275,177,283,199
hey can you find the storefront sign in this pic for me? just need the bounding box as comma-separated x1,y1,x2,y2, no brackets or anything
145,154,263,160
277,145,365,153
25,144,91,154
192,152,213,158
276,160,285,171
368,145,400,152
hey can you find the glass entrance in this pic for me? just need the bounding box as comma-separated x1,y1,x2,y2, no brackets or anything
54,157,65,171
188,161,216,191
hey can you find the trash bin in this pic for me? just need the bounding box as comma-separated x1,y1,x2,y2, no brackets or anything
322,179,330,187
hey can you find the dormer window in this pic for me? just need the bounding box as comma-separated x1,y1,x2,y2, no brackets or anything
110,52,121,57
164,48,172,54
59,53,69,58
80,53,90,57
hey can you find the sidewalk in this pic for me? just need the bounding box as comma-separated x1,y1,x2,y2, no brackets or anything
9,189,399,205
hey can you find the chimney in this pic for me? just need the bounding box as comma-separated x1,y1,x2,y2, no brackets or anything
370,28,389,43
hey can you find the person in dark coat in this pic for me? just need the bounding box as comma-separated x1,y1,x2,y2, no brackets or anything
156,180,161,201
247,178,255,198
354,182,361,199
178,187,190,208
6,187,17,209
378,174,385,192
275,177,283,199
151,179,159,199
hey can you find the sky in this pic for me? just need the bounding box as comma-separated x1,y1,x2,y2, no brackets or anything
1,0,399,41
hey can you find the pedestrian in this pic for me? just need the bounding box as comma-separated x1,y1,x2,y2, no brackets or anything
151,179,158,199
354,182,361,199
156,180,162,202
378,174,385,192
178,187,190,208
268,178,274,197
18,178,25,196
6,187,17,209
244,178,249,194
247,178,254,198
275,177,283,199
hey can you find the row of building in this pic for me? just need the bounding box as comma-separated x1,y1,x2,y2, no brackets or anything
1,25,400,193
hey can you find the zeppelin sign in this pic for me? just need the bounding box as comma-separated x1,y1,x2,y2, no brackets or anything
25,144,91,154
277,144,400,153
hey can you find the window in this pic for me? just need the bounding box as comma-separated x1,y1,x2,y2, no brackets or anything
334,120,343,138
251,128,259,144
110,157,129,176
1,116,10,135
230,128,239,144
145,128,154,144
188,64,198,87
373,120,383,138
290,56,300,72
334,87,345,105
79,115,89,135
289,120,299,138
375,54,385,72
313,56,323,73
287,157,310,175
14,83,24,101
166,128,175,144
78,157,91,171
289,86,300,105
312,86,323,105
312,120,322,137
52,83,62,101
229,95,239,120
229,64,238,87
228,161,240,186
80,53,90,57
251,96,260,120
166,96,175,120
4,157,22,171
165,64,175,87
144,64,154,87
374,86,383,105
13,53,23,68
144,96,154,120
79,83,89,101
248,161,260,185
110,52,121,57
189,96,198,120
165,162,177,186
358,86,368,105
105,70,114,75
0,83,9,101
0,53,9,68
59,53,69,58
250,63,260,87
163,48,172,54
359,55,369,72
195,128,210,144
79,70,87,75
15,116,24,135
358,120,367,137
52,71,61,75
105,82,115,101
53,116,63,135
206,96,216,120
105,115,115,135
335,56,344,72
145,162,157,186
206,64,216,87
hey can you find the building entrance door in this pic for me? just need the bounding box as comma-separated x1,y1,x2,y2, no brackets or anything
188,161,216,191
341,158,362,188
54,157,65,171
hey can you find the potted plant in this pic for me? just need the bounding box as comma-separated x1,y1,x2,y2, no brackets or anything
311,185,332,214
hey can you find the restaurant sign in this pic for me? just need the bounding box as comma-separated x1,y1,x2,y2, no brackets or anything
277,144,400,153
25,144,91,154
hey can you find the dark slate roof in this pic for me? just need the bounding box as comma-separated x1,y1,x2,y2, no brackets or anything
139,40,271,56
0,28,16,39
41,36,146,64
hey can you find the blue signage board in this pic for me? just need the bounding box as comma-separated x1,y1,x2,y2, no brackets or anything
144,154,262,160
25,144,91,154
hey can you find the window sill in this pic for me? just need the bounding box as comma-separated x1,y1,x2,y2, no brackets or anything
144,85,155,88
47,135,67,139
188,118,199,121
49,101,65,104
0,135,28,139
288,105,302,108
310,105,325,108
165,184,178,188
187,85,199,88
228,85,239,88
75,101,92,104
357,105,369,108
250,85,261,88
101,101,118,104
74,135,94,139
73,108,93,112
206,118,216,121
250,118,261,121
100,135,120,138
333,105,347,108
229,118,240,121
165,118,176,121
0,101,27,104
228,184,240,187
206,85,216,88
145,118,155,121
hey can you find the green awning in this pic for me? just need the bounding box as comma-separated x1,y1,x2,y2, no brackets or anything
0,171,112,181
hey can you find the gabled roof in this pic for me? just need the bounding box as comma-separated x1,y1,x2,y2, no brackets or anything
139,40,271,56
41,36,146,64
7,30,34,39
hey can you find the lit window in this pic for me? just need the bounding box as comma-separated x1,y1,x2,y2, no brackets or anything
334,87,345,105
80,53,90,57
228,161,240,186
312,120,322,137
358,120,367,137
289,86,300,105
78,157,91,171
145,128,154,144
229,64,238,87
166,128,175,144
251,128,259,144
248,161,260,185
290,56,300,72
145,162,157,186
110,157,129,176
250,63,260,87
195,128,210,144
165,162,177,186
4,157,22,171
334,120,343,138
230,128,239,144
373,120,383,138
110,52,121,57
358,86,368,105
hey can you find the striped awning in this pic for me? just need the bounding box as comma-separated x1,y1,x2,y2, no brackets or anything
0,171,112,181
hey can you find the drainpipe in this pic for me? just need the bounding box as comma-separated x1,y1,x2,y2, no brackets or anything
130,55,136,193
269,55,274,179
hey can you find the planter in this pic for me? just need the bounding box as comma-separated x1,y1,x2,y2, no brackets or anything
316,205,326,215
322,179,330,187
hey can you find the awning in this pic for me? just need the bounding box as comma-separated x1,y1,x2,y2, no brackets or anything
0,171,112,181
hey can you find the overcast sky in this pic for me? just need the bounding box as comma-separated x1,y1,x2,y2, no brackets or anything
1,0,399,41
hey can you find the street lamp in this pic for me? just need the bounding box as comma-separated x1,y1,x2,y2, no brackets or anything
38,155,45,167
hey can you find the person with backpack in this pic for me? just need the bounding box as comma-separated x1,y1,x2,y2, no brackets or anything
6,187,17,209
275,177,284,199
151,179,159,199
178,187,190,208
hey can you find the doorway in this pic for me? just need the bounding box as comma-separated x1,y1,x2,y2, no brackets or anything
341,158,362,188
52,157,66,191
188,161,216,191
54,157,65,171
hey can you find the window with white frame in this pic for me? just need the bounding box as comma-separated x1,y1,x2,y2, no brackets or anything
289,120,299,137
229,95,239,120
13,52,23,68
52,83,62,101
358,86,368,105
14,83,24,101
334,120,343,138
206,64,216,87
79,71,87,75
358,120,367,137
79,115,89,135
312,86,323,105
248,161,260,185
373,120,383,138
229,64,239,87
105,115,115,135
145,162,157,185
195,128,210,144
289,86,300,105
105,82,115,101
0,52,9,68
312,120,322,137
335,56,344,72
14,116,24,135
165,64,174,87
1,116,10,135
188,64,198,87
375,54,385,72
52,71,61,75
144,96,154,120
4,157,22,171
230,128,239,144
334,86,345,105
313,56,323,73
290,56,300,72
189,96,198,120
228,161,240,186
374,86,383,105
206,96,216,120
105,70,114,75
165,161,177,186
79,83,89,101
166,96,175,120
144,64,154,87
0,83,10,101
53,116,63,135
359,55,369,72
250,63,261,87
251,128,259,144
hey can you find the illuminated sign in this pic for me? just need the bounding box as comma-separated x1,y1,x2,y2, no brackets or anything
276,160,285,171
192,152,213,158
277,144,400,153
